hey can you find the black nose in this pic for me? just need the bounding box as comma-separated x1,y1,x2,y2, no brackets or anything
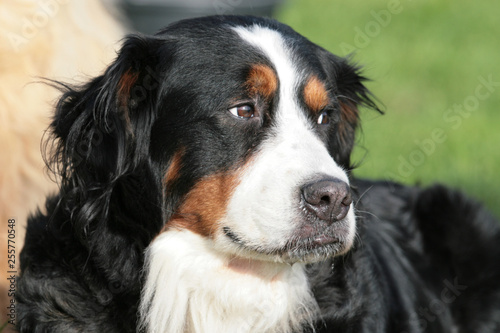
301,179,352,222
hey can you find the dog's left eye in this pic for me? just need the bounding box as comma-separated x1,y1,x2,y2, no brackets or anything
317,111,330,125
229,104,256,119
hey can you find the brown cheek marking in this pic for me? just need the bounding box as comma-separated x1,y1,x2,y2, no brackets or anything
303,76,329,114
246,64,278,100
165,172,240,238
338,101,359,143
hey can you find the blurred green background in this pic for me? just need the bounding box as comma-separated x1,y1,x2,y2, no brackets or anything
277,0,500,217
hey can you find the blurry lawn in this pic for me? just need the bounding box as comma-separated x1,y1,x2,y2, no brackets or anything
277,0,500,217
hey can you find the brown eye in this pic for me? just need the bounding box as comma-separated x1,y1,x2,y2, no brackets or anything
229,104,256,119
317,111,330,125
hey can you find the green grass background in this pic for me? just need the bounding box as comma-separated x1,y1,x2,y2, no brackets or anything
276,0,500,217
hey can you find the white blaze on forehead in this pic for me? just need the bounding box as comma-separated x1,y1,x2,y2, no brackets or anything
221,25,353,253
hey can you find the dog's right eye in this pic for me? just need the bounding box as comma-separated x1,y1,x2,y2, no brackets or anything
229,104,256,119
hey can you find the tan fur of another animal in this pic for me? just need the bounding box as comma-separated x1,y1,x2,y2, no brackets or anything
0,1,124,329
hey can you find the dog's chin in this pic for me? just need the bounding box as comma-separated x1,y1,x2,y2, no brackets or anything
221,219,355,264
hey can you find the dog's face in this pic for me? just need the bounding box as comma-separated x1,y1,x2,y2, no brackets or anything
53,16,376,264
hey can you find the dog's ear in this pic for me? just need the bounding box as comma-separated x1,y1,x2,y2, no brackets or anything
47,34,165,241
320,52,381,170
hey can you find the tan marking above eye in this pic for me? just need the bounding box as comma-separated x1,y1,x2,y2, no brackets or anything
246,64,278,100
303,76,329,114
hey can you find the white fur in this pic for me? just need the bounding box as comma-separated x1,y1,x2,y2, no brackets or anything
140,230,318,333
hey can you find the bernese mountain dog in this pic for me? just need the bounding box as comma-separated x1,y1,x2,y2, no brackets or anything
16,15,500,333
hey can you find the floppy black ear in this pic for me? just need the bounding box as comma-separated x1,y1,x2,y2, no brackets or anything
41,34,171,296
320,52,381,169
47,34,165,242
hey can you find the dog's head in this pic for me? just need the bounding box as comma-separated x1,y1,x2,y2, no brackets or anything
51,16,377,265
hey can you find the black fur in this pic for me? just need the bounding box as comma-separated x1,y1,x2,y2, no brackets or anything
310,180,500,332
16,15,500,332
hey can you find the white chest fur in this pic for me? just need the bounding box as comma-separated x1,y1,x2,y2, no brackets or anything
139,229,319,333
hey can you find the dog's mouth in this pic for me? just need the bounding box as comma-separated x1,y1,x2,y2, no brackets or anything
222,221,353,263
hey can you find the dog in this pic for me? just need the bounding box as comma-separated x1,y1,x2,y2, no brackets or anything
16,15,500,332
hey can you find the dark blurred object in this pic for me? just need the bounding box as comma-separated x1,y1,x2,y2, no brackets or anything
120,0,283,34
